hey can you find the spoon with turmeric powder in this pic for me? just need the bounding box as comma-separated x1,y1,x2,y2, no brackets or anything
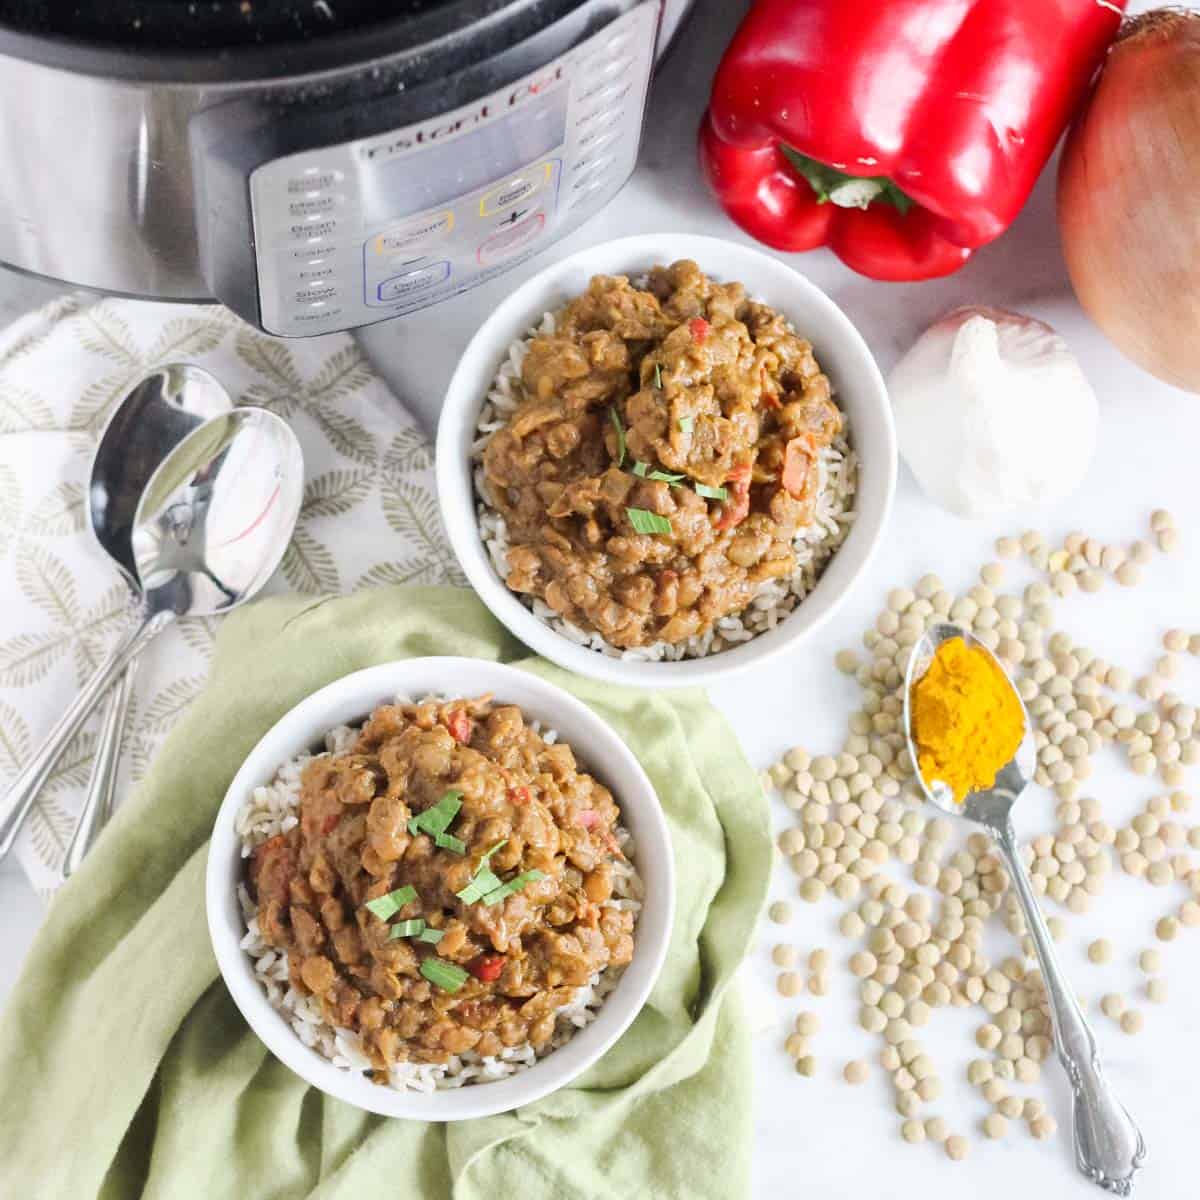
904,624,1145,1195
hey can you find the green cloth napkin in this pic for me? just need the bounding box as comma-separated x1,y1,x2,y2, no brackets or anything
0,587,771,1200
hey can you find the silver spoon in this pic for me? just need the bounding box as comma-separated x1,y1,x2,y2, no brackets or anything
904,622,1145,1195
0,408,303,862
61,365,234,880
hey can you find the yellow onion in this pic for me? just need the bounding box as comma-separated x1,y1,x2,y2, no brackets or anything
1058,10,1200,393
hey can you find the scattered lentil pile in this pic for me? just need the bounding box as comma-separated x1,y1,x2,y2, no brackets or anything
762,511,1198,1163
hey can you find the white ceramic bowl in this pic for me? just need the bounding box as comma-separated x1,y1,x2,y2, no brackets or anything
436,233,896,689
205,656,674,1121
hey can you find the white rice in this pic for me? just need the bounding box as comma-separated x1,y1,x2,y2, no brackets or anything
235,698,643,1093
471,305,859,662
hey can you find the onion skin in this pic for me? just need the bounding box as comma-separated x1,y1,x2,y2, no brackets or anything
1058,10,1200,393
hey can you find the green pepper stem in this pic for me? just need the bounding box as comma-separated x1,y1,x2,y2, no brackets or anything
780,146,913,215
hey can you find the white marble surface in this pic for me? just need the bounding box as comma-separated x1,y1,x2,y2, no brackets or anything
3,1,1199,1195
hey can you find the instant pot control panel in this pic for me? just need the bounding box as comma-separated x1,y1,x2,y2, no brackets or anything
239,2,658,337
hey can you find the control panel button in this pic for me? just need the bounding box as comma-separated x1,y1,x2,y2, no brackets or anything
477,210,546,266
580,73,636,105
568,177,611,211
288,194,341,218
296,263,336,282
290,244,337,260
598,28,636,57
577,105,624,135
480,163,553,217
295,304,344,325
377,261,451,302
579,125,621,155
585,53,637,82
289,218,338,242
373,210,455,256
582,80,633,111
286,169,345,194
295,281,340,302
386,254,428,273
575,151,616,179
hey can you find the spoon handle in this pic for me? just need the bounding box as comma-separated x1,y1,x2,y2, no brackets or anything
60,660,137,880
991,819,1146,1194
0,609,174,863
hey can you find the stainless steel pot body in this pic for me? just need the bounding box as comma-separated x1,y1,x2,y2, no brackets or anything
0,0,693,331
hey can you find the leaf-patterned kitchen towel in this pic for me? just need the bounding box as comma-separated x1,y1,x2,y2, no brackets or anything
0,296,462,891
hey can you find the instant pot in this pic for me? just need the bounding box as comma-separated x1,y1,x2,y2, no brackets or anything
0,0,693,336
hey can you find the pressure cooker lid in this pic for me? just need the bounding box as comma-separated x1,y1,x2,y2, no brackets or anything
0,0,466,48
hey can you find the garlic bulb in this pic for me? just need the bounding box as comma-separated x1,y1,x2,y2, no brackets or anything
890,307,1098,519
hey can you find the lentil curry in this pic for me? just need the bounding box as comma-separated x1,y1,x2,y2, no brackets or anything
247,695,635,1075
482,260,843,649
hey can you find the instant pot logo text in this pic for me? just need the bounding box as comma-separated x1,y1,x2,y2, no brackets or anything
360,67,565,162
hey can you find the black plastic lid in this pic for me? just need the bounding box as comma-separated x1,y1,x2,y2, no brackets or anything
0,0,462,49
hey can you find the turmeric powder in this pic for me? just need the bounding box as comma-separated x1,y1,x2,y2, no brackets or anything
910,636,1025,803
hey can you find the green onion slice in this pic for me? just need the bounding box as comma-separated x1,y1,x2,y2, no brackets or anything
482,869,546,907
418,926,445,945
654,363,663,389
633,461,684,485
365,884,417,921
389,918,425,939
609,406,626,467
694,482,729,501
435,832,467,855
678,415,694,433
458,868,502,904
420,957,469,993
407,789,463,839
626,507,673,536
456,840,509,903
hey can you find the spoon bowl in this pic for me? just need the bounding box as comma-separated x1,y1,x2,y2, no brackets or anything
132,409,303,616
902,621,1037,826
0,407,303,862
903,621,1145,1195
90,365,235,584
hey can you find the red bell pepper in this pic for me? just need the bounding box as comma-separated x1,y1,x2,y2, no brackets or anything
446,709,473,744
468,953,505,982
699,0,1126,281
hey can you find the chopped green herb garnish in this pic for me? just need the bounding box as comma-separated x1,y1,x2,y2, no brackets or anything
407,789,463,839
633,461,685,485
609,406,626,467
420,957,469,993
389,918,425,939
456,840,510,903
654,362,662,389
458,868,502,904
678,415,694,433
626,507,673,536
418,926,445,945
694,482,729,501
482,869,546,907
365,884,417,921
480,839,507,865
435,832,466,855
